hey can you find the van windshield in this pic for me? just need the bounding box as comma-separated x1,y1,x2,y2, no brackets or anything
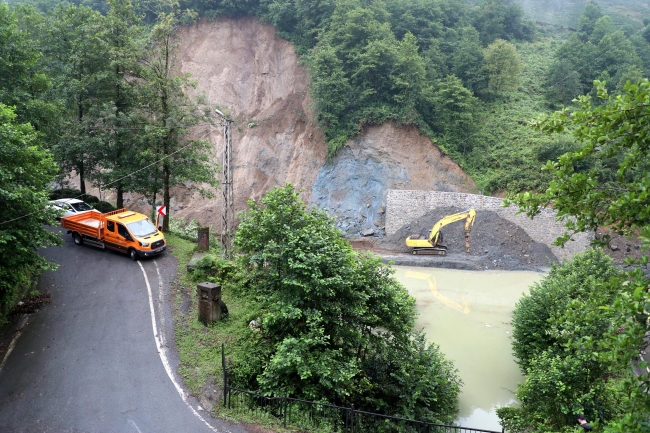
127,219,158,237
69,202,94,211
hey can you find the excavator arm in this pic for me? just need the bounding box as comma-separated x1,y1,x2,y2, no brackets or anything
405,209,476,255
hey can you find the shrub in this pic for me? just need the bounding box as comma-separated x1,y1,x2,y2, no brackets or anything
49,188,82,200
84,194,99,204
93,201,116,213
500,248,627,431
232,184,461,422
511,248,623,371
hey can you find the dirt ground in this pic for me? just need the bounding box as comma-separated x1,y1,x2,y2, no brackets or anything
355,207,559,271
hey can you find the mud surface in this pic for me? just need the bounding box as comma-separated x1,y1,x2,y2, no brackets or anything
372,207,558,271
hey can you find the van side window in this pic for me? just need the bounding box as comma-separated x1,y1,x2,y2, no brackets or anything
107,221,115,232
117,223,130,239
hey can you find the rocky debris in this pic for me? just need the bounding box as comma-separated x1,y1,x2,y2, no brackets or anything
361,228,375,236
610,244,620,251
373,207,558,271
11,292,52,316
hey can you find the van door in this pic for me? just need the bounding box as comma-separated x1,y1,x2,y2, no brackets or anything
104,220,129,252
116,223,134,251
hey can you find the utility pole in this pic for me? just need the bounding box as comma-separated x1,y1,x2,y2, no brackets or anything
215,109,234,259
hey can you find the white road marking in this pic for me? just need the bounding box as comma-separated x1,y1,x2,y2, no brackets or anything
0,315,29,372
128,419,143,433
137,261,223,433
154,263,165,347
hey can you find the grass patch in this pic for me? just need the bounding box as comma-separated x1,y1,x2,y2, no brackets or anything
166,233,292,431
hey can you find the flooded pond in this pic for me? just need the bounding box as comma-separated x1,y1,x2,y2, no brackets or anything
392,265,545,431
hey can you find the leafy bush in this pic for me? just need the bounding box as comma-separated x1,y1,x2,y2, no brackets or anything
49,188,82,200
0,104,60,325
231,184,461,422
511,248,624,371
49,188,99,204
500,249,627,431
84,194,99,204
93,201,116,213
193,254,237,283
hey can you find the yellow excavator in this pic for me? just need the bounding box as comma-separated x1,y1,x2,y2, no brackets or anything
405,209,476,255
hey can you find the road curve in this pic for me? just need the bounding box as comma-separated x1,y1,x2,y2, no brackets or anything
0,227,246,433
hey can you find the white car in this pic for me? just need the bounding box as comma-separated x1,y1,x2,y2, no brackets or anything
49,198,99,219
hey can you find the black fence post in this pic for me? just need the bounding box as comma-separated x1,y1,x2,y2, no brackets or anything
345,406,349,433
221,343,228,409
283,396,287,427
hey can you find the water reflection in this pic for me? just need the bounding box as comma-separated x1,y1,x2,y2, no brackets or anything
392,266,545,431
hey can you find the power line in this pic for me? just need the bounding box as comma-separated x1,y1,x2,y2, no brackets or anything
0,128,216,227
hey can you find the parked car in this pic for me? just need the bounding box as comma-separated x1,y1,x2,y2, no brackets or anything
49,198,99,219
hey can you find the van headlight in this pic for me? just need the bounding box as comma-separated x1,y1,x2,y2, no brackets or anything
139,242,149,247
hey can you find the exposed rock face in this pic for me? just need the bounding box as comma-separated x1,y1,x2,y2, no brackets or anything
91,17,477,232
312,123,476,235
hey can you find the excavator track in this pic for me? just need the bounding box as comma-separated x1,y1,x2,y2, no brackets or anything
412,244,448,256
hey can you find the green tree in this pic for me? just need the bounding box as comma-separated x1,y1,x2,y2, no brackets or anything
589,15,615,44
484,38,522,97
391,32,428,123
90,0,146,209
46,4,109,195
472,0,530,45
511,249,624,371
432,74,478,146
0,104,60,324
233,184,461,421
138,11,219,231
0,4,60,136
545,59,581,106
450,26,486,94
508,80,650,433
499,249,626,431
577,0,602,42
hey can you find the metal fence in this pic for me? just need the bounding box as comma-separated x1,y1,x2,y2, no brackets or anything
221,345,503,433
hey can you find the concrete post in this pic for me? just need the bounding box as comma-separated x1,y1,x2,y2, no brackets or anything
197,282,222,325
197,227,210,251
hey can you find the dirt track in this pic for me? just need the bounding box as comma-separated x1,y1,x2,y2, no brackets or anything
362,207,558,271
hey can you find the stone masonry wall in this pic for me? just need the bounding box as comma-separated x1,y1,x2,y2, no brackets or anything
385,190,592,262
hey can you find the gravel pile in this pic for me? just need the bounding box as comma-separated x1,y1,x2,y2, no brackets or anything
374,207,558,270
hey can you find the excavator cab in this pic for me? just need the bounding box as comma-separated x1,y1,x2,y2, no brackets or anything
405,209,476,256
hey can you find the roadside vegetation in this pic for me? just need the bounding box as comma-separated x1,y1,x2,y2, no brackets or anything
2,0,650,431
170,185,461,424
501,78,650,432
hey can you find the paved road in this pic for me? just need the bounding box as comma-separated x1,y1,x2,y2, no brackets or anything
0,228,245,433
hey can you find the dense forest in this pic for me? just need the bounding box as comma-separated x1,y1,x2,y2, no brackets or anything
2,0,650,431
5,0,650,193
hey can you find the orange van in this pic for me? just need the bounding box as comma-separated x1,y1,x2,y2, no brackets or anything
61,208,166,260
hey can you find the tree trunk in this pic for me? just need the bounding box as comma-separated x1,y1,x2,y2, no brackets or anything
78,100,86,195
79,160,86,195
163,161,170,232
116,183,124,209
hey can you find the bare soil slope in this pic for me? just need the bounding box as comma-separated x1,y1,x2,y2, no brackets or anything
137,17,476,231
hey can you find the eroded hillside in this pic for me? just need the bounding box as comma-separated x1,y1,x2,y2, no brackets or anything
123,17,476,234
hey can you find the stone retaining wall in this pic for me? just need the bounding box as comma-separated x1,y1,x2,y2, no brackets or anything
385,190,592,262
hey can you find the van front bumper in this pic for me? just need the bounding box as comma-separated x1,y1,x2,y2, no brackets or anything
137,245,166,258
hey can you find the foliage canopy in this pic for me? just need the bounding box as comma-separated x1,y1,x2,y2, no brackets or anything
231,184,461,421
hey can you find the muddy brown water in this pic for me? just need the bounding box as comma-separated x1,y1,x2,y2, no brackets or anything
392,265,545,431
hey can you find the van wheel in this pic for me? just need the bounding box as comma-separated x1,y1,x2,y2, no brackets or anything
129,249,139,261
73,233,83,245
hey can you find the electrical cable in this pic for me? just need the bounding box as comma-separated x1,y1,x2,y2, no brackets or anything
0,128,216,226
